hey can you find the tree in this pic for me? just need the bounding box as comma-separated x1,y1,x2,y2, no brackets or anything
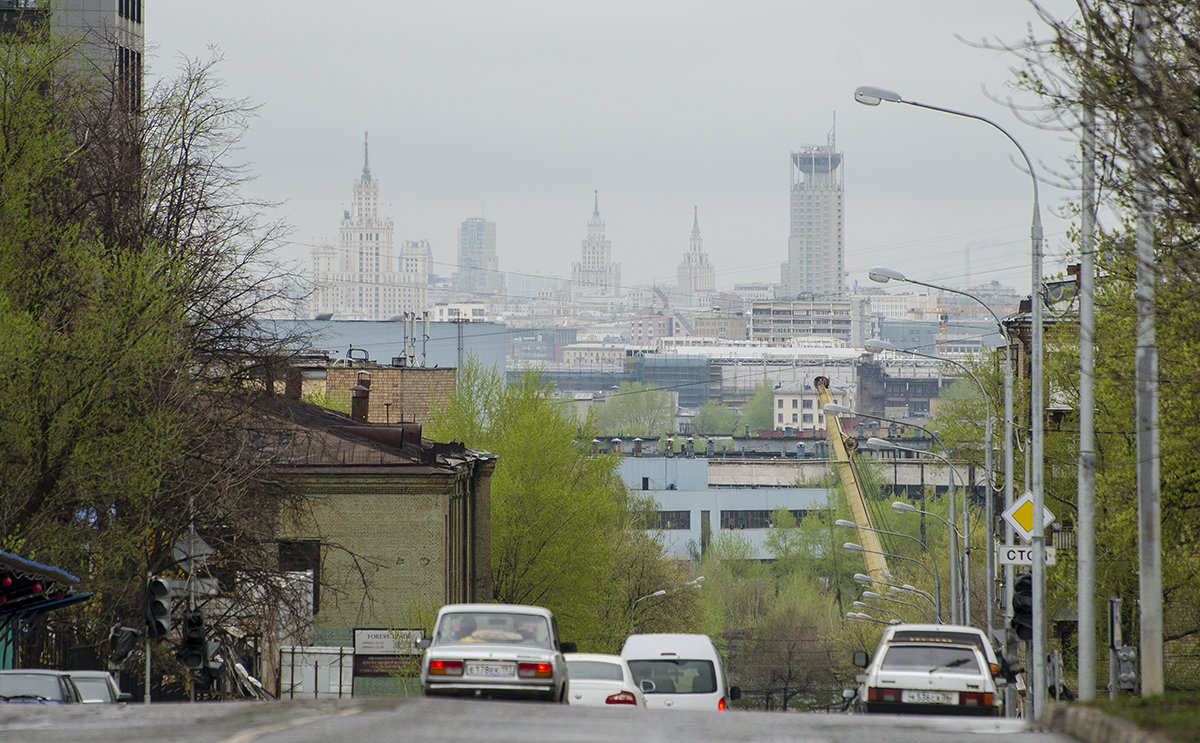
593,381,674,436
0,26,311,670
427,358,681,647
739,380,775,434
692,400,739,436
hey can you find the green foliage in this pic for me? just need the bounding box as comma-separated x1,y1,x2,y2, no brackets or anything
302,387,350,414
692,400,739,436
593,381,673,436
739,380,775,434
427,358,687,649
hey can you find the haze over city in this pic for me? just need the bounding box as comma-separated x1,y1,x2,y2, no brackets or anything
150,0,1082,299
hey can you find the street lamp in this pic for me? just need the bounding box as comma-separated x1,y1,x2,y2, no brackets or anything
855,83,1046,715
853,573,936,607
861,590,932,623
865,337,995,636
868,268,1013,644
869,438,970,625
846,611,900,626
843,542,942,622
836,518,942,622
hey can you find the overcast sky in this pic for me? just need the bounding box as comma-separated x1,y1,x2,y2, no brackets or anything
149,0,1083,298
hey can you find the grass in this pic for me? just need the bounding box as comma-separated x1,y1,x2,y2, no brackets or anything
1081,691,1200,742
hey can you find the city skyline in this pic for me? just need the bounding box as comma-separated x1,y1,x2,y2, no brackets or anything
150,1,1082,299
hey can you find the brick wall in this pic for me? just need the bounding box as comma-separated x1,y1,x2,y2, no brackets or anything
325,367,456,425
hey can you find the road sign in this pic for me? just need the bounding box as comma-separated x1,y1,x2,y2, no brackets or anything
1001,490,1056,543
996,543,1057,566
173,528,214,572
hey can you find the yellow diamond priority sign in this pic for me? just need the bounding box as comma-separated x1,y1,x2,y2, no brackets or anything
1002,490,1056,544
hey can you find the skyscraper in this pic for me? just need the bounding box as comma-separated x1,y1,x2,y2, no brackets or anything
571,191,621,301
455,217,504,300
676,206,715,306
310,133,428,319
782,126,844,299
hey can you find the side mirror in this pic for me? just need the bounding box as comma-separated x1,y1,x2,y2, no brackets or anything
842,688,857,700
853,650,869,668
415,637,431,650
117,692,133,703
728,685,741,701
640,679,656,693
560,641,577,653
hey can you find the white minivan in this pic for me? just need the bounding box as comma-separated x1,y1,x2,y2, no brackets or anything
620,633,741,711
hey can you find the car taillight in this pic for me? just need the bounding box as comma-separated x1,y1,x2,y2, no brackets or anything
717,697,726,710
960,691,993,707
867,687,900,703
428,659,463,676
517,662,552,678
605,691,638,705
989,663,1001,679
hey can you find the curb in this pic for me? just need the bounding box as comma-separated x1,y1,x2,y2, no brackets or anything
1041,701,1173,743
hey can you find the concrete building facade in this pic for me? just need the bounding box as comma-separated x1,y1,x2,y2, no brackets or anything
782,128,844,300
676,207,715,307
571,191,621,302
455,217,504,301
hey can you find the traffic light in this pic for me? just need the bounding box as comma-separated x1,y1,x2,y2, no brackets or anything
1115,646,1139,691
108,625,140,670
145,578,173,639
1010,573,1034,641
178,611,206,670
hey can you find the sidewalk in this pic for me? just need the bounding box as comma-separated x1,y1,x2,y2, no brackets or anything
1041,701,1173,743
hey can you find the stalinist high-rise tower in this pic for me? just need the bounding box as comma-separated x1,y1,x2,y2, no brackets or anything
571,191,621,301
310,133,428,319
676,206,715,306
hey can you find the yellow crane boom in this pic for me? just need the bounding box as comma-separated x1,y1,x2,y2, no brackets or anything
814,376,889,583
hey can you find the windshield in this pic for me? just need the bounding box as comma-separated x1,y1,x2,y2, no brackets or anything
0,673,65,701
435,612,551,648
567,660,624,681
880,645,982,674
71,676,114,703
626,659,717,694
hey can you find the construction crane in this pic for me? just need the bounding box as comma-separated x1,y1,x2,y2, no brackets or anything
814,376,889,583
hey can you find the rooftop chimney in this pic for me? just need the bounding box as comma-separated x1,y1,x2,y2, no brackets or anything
350,371,372,423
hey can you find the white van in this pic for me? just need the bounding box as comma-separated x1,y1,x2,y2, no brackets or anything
620,633,741,711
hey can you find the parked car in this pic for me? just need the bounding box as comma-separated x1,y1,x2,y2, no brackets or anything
418,603,575,702
851,634,1001,716
564,653,646,708
67,670,131,704
0,669,82,705
620,633,740,711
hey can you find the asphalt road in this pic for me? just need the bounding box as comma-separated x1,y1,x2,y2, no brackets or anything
0,697,1081,743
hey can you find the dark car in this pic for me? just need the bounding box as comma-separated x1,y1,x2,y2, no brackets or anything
67,670,131,704
0,669,83,704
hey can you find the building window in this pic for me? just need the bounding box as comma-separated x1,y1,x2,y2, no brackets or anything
646,510,691,530
777,399,783,409
279,540,321,614
721,510,808,529
802,399,813,409
791,413,798,423
792,399,798,409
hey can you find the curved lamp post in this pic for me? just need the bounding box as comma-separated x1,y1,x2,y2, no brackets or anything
855,83,1046,714
865,337,994,636
861,590,932,623
869,437,969,625
853,572,935,607
836,518,942,622
846,611,900,626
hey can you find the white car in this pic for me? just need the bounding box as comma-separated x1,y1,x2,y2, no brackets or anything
621,633,741,711
418,603,574,702
67,671,131,704
564,653,646,708
853,638,1001,716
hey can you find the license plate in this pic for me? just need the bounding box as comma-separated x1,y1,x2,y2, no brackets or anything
465,662,515,678
902,690,957,705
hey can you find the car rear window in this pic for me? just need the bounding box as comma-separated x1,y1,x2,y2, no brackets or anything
567,660,624,681
880,645,982,674
626,659,716,694
435,612,551,648
0,673,66,702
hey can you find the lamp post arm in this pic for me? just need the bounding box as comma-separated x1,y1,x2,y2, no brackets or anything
854,545,943,621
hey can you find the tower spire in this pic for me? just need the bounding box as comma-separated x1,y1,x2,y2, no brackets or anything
593,189,599,216
693,205,700,233
362,131,371,180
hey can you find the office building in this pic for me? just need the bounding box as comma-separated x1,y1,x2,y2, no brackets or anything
571,191,621,302
455,217,504,301
782,127,844,299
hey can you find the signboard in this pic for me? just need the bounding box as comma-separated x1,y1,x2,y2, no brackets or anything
996,543,1057,566
354,628,422,656
353,654,420,678
1001,491,1056,543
